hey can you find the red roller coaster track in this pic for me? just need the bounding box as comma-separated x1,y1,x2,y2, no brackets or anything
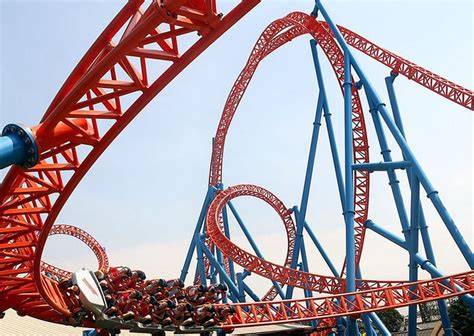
0,0,472,331
40,224,109,280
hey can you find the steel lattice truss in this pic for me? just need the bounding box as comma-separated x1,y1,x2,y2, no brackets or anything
0,0,472,333
222,272,474,327
40,224,109,279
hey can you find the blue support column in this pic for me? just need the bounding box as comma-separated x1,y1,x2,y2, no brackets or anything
367,312,390,336
293,208,347,332
200,240,241,302
301,220,338,276
236,272,246,302
241,281,261,302
287,86,325,299
209,245,218,285
215,242,227,289
228,201,286,299
317,0,473,269
311,39,346,208
360,314,375,336
408,171,420,336
352,161,411,172
311,39,348,334
377,102,474,268
195,233,207,285
342,51,357,335
356,268,389,335
222,205,236,282
365,220,474,305
365,95,411,241
299,239,314,309
180,187,213,282
385,75,453,335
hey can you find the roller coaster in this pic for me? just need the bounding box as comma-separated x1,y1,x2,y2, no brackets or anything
0,1,473,335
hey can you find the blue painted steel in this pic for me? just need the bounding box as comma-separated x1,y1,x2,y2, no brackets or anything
227,200,286,299
385,74,437,257
318,0,473,268
209,245,217,285
310,45,349,336
180,187,213,282
355,268,389,335
311,39,346,208
292,207,339,276
293,208,347,332
200,240,241,301
365,96,411,241
215,241,227,289
286,78,325,299
0,124,38,169
222,205,236,282
241,281,261,302
342,50,357,335
236,272,246,302
308,43,348,333
385,74,406,136
367,312,390,336
360,314,375,336
352,161,411,172
365,219,409,250
386,75,453,335
365,220,474,305
377,102,474,268
408,172,420,336
0,134,27,169
195,233,207,285
303,222,339,276
299,239,313,297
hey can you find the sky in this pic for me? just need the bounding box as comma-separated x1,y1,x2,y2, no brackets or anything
0,0,473,302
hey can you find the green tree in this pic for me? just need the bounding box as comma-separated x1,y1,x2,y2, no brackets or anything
448,298,474,336
376,309,404,332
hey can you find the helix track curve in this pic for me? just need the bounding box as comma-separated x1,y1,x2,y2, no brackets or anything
40,224,109,280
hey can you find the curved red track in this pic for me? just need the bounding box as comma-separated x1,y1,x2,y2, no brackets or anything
208,185,473,328
207,12,370,278
0,1,472,331
41,224,109,280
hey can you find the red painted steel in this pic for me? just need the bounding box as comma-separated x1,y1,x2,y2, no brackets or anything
207,12,370,278
206,184,407,294
219,271,474,328
0,0,260,322
332,24,474,111
207,184,474,328
40,224,109,280
0,1,472,332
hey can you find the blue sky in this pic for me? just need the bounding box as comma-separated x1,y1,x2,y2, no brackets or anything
1,0,472,298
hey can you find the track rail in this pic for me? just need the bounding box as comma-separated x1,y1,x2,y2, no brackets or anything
333,24,473,111
207,12,370,279
220,271,474,328
207,184,408,294
40,224,109,280
0,2,472,332
0,0,260,321
207,185,474,327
